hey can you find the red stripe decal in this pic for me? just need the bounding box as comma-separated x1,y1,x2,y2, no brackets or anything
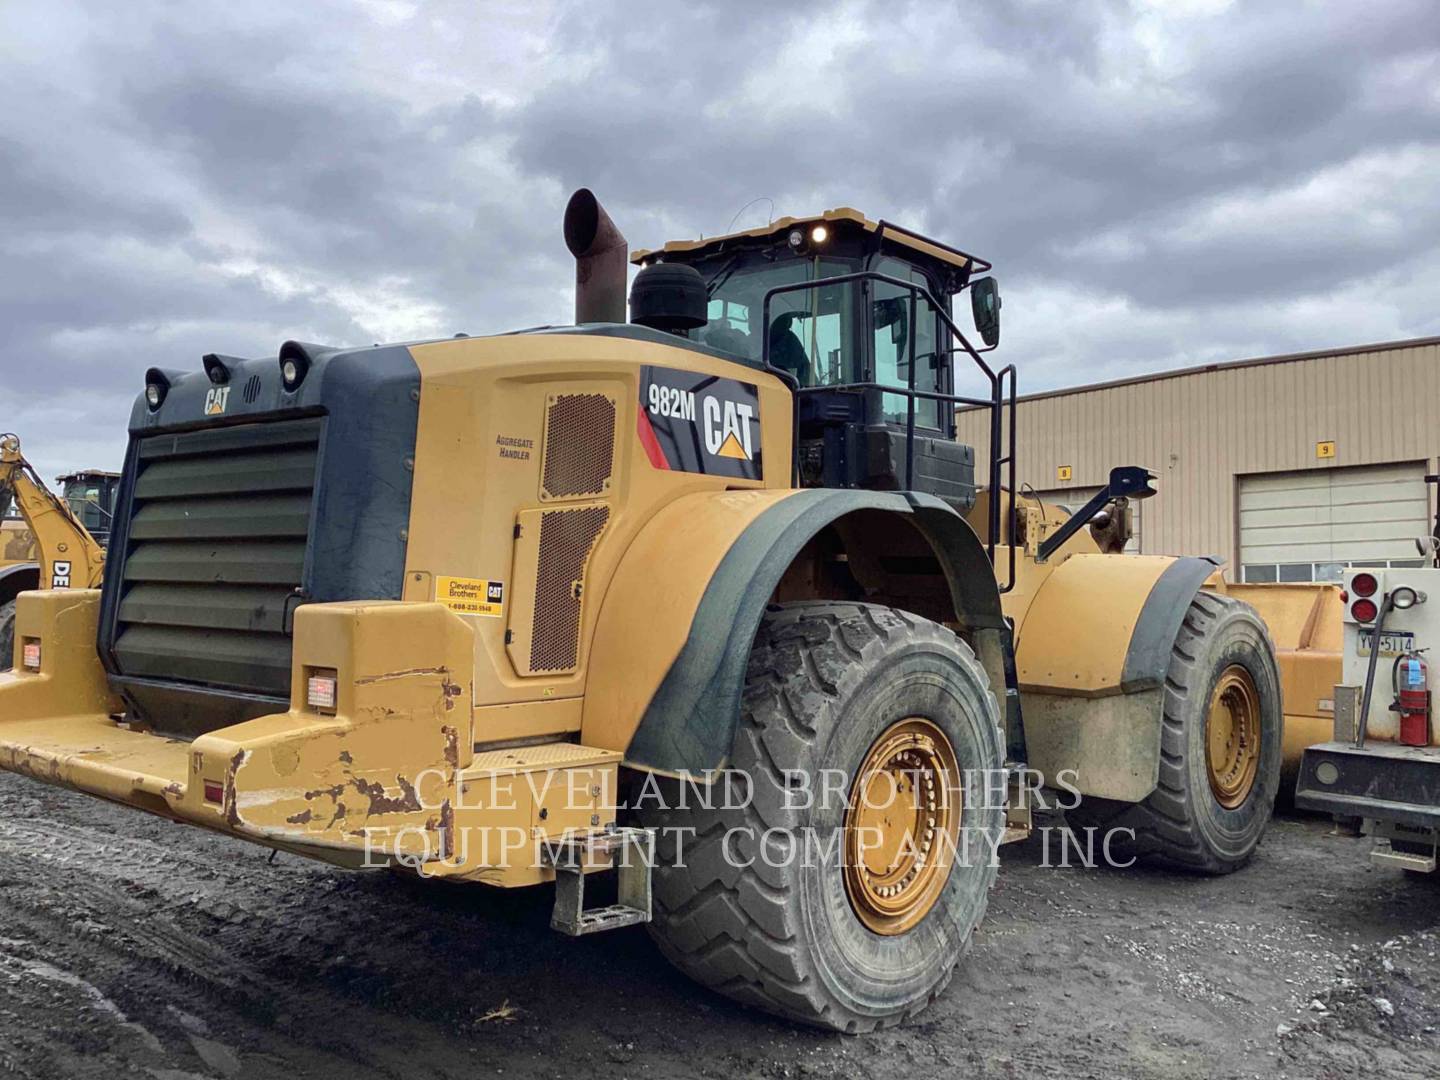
637,410,670,470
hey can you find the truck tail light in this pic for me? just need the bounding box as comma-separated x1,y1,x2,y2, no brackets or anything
1352,572,1378,598
1352,598,1379,623
306,671,338,712
21,641,40,670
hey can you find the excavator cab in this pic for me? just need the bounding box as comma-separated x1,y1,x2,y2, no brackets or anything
58,469,121,548
631,210,1009,514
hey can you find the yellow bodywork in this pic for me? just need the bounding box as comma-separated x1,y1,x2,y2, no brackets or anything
2,588,619,884
401,334,794,747
0,334,796,882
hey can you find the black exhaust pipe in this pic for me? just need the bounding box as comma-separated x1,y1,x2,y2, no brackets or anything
563,188,628,325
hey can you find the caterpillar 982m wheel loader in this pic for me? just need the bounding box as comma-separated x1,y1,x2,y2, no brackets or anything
0,190,1282,1032
0,434,111,670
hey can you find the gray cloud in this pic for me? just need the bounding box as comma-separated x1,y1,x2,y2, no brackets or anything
1,0,1437,477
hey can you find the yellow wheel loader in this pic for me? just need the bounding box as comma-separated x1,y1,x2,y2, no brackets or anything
0,434,111,670
0,191,1283,1031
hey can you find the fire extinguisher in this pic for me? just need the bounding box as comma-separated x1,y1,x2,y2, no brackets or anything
1392,648,1431,747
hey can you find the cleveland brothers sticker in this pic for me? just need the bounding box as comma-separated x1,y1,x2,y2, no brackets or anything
637,366,762,480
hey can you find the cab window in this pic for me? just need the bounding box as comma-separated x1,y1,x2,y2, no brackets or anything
872,257,942,429
701,256,860,386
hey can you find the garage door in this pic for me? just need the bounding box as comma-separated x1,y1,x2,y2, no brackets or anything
1239,462,1431,583
1032,487,1140,554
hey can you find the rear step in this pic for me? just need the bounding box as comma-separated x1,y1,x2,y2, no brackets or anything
543,827,654,935
1371,840,1437,873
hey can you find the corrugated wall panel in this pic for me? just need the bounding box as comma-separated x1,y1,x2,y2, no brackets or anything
955,341,1440,566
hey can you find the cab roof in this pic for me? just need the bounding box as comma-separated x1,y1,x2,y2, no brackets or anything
631,207,987,274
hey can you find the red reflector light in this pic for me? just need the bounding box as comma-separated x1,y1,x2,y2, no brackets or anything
21,642,40,670
1352,598,1379,623
1352,572,1378,598
203,780,224,804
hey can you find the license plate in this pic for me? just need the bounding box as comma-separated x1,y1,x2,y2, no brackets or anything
1358,629,1413,657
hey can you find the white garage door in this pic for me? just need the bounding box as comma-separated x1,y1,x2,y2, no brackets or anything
1032,487,1141,554
1239,462,1431,583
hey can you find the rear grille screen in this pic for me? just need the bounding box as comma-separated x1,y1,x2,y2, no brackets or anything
112,417,321,697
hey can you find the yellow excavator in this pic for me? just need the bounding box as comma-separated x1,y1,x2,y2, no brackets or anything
0,434,109,669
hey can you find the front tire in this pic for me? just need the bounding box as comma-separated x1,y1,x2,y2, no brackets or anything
637,601,1005,1032
1068,591,1282,873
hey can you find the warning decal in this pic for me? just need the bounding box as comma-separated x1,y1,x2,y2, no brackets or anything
638,366,762,480
436,576,505,617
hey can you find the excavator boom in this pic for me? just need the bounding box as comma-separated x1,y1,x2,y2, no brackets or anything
0,433,107,593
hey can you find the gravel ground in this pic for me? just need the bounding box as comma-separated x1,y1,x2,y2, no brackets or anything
0,772,1436,1079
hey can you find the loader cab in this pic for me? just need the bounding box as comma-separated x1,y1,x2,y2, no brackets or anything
633,209,1001,511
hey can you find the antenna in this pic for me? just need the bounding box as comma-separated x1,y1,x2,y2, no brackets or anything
725,197,775,234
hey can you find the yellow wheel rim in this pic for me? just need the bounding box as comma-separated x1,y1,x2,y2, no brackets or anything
843,718,960,936
1205,665,1262,809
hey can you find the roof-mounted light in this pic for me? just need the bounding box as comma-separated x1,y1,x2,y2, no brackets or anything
143,368,170,411
810,224,828,245
201,353,231,384
278,342,314,392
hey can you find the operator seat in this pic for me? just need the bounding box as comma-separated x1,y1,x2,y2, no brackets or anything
703,324,753,360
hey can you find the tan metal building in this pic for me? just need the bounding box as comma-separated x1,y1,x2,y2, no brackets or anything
956,336,1440,583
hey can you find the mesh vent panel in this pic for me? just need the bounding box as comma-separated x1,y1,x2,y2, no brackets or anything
541,393,616,499
530,505,609,673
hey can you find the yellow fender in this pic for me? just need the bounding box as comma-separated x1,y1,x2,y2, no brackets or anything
583,487,1006,775
1014,552,1223,801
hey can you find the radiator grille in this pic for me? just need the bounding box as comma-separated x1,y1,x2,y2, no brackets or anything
530,505,609,673
112,417,320,696
540,393,616,500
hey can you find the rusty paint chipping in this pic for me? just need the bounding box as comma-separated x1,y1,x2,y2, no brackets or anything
223,749,250,827
352,774,422,816
354,666,450,686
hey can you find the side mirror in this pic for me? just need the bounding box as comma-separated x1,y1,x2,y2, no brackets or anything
970,277,1001,348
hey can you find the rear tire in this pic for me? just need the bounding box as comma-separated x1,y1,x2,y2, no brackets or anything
1067,591,1282,873
636,601,1005,1032
0,600,15,673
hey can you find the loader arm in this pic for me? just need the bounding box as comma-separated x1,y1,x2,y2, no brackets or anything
0,435,106,590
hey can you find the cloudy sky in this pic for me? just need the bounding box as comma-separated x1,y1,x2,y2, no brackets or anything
2,0,1438,475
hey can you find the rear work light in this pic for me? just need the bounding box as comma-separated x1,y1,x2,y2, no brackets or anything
306,671,338,712
1351,572,1379,598
20,642,40,671
1351,598,1379,624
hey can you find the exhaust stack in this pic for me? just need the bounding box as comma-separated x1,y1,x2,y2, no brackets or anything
563,188,628,325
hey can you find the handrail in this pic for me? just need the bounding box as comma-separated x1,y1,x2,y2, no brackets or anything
760,270,1015,574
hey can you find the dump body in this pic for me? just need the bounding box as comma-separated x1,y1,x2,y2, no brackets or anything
1221,582,1342,781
